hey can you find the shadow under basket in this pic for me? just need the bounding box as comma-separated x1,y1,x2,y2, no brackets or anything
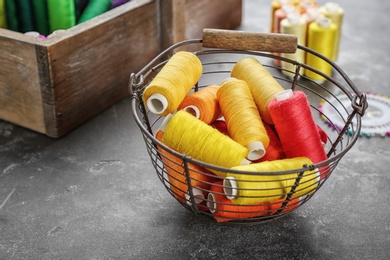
129,29,368,224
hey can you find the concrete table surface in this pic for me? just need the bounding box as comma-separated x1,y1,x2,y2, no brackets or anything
1,0,390,259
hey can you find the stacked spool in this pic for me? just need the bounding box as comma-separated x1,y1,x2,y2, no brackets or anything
270,0,343,82
142,51,329,222
1,0,131,37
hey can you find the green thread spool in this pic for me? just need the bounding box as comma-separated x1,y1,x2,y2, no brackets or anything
75,0,90,20
47,0,76,32
77,0,111,24
32,0,49,35
4,0,19,31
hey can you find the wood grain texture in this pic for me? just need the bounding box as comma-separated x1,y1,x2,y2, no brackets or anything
202,28,298,53
0,0,242,138
0,30,45,133
160,0,242,51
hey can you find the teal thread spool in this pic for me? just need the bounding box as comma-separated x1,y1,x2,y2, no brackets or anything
77,0,111,24
16,0,35,33
4,0,19,31
32,0,49,36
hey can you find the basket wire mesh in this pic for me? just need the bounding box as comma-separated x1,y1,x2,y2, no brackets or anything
129,32,367,224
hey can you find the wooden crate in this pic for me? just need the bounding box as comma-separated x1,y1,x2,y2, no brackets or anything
0,0,242,138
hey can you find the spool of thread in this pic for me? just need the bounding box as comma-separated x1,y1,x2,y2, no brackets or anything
47,0,76,32
254,123,285,163
47,29,66,39
268,89,328,167
231,57,284,125
32,0,50,36
209,119,229,136
301,7,322,46
111,0,130,9
4,0,19,31
142,51,202,117
25,31,46,40
280,13,307,78
177,84,221,125
217,78,269,160
272,4,297,67
155,130,217,205
161,110,249,177
223,157,318,205
0,0,6,28
319,2,344,61
207,181,300,222
77,0,111,24
298,0,317,14
75,0,90,21
316,124,328,145
269,0,288,33
208,181,267,222
15,0,35,33
207,181,299,222
304,17,337,82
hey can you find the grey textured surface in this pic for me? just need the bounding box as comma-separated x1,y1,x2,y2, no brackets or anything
1,0,390,259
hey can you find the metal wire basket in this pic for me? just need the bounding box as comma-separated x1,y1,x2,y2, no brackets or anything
129,29,367,224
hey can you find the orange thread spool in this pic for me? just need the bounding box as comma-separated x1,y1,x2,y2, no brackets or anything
207,181,300,222
177,84,221,124
231,57,284,125
217,79,270,160
155,130,217,205
255,124,286,163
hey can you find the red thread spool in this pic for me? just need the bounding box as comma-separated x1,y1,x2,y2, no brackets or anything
178,84,222,124
268,89,328,176
207,181,299,222
155,130,218,205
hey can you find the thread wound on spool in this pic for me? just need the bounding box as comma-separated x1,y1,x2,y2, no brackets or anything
143,51,202,116
217,78,269,161
178,84,221,124
207,181,299,222
268,90,328,167
224,157,319,205
162,110,248,177
304,18,337,81
155,129,217,204
231,57,284,125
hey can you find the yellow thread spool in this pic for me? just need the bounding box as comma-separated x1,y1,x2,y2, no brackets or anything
217,78,269,160
304,17,336,82
280,13,307,78
223,157,318,205
319,2,344,61
142,51,202,116
161,110,249,177
231,57,284,125
0,0,6,28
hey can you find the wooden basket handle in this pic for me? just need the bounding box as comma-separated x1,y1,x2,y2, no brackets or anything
202,28,297,53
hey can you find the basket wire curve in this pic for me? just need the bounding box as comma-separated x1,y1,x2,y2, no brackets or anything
129,38,367,224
